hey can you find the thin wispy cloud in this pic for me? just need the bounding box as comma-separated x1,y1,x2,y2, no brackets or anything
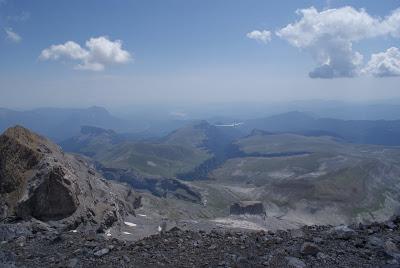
5,27,22,43
39,36,132,71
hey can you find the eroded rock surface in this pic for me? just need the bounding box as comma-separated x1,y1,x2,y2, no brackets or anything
0,126,139,230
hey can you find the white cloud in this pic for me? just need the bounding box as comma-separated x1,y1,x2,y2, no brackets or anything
39,36,131,71
40,41,89,60
246,30,272,44
383,8,400,38
363,47,400,77
276,6,400,79
4,27,21,43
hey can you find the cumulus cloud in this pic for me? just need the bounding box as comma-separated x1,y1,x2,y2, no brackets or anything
276,6,400,78
39,36,131,71
246,30,272,44
383,8,400,38
4,27,22,43
363,47,400,77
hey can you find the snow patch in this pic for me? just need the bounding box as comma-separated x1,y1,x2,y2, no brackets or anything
124,221,137,227
147,161,157,167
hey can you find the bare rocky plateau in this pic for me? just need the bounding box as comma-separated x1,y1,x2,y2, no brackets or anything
1,215,400,267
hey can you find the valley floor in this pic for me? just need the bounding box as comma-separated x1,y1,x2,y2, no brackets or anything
1,216,400,267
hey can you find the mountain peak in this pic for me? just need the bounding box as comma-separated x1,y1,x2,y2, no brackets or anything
87,106,110,114
3,125,52,151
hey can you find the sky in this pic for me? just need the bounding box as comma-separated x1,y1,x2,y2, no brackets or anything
0,0,400,109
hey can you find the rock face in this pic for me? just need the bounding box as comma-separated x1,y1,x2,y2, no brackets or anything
0,126,139,229
23,166,79,221
230,201,265,216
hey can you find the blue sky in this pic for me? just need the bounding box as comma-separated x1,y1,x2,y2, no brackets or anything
0,0,400,109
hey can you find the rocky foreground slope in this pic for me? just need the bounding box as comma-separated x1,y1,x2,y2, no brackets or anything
0,126,140,232
1,215,400,267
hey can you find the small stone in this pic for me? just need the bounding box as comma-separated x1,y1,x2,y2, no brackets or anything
313,237,323,244
330,225,356,240
86,230,97,241
15,236,26,247
168,226,181,233
367,236,384,248
385,240,400,258
209,244,217,250
123,255,130,263
385,221,397,229
317,252,328,260
285,256,306,268
300,242,320,256
67,258,79,268
94,248,110,257
387,258,399,265
290,229,304,238
236,257,249,265
218,261,226,266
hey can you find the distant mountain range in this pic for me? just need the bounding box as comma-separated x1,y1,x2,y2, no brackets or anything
4,105,400,147
244,111,400,146
0,106,127,142
0,106,197,142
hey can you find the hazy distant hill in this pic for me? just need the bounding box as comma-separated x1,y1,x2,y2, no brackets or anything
60,122,243,203
61,121,243,179
245,111,400,146
0,106,128,142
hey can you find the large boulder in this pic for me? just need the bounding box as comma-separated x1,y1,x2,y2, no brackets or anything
17,166,79,221
230,201,265,216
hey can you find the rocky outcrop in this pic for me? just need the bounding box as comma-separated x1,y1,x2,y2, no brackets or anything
230,201,265,216
97,164,202,203
0,126,139,230
18,166,79,221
